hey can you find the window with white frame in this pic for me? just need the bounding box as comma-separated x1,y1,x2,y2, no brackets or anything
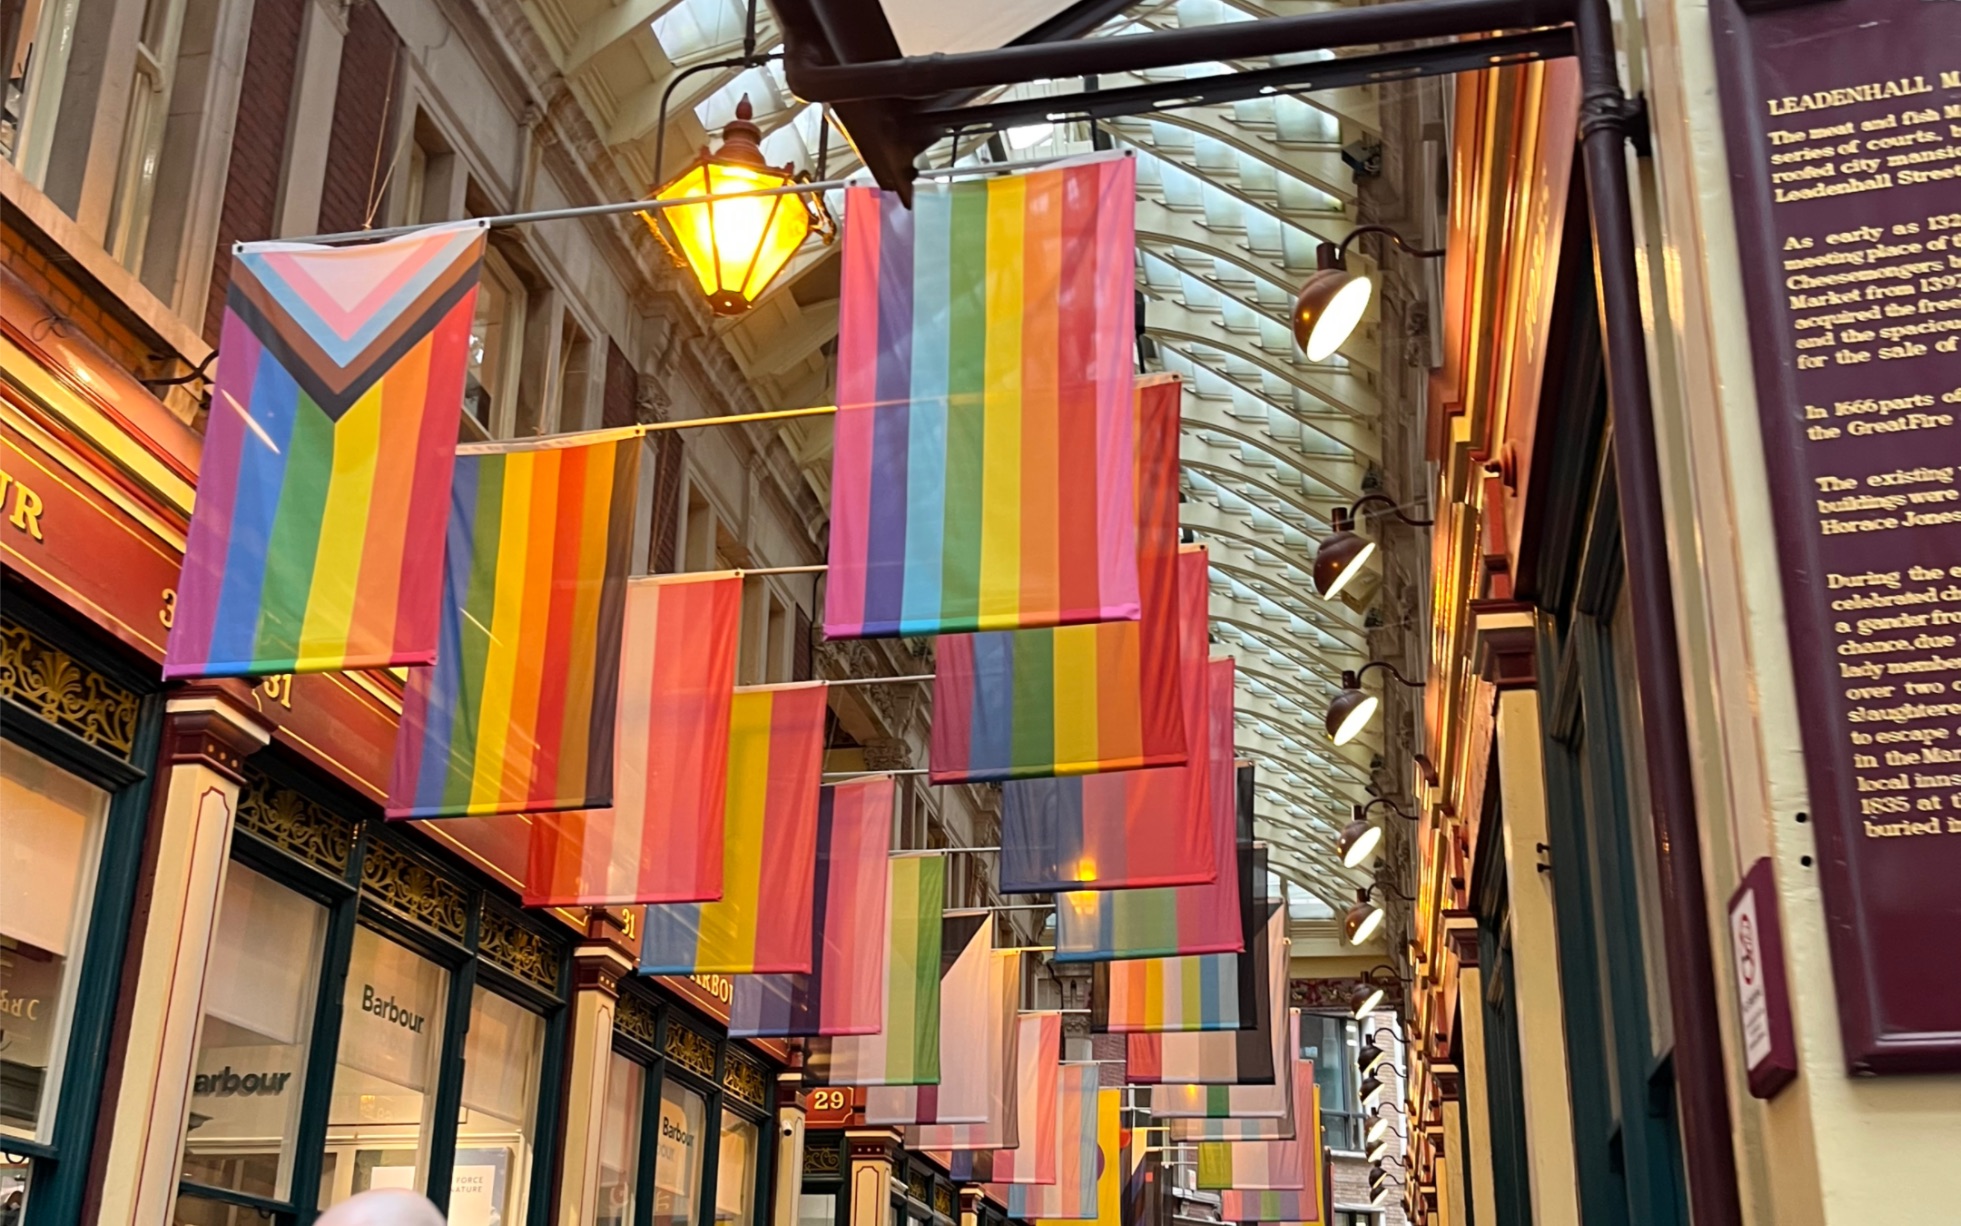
1,0,79,176
463,245,525,440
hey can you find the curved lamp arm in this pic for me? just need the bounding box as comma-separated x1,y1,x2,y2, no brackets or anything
1363,796,1419,822
1353,659,1425,689
1347,492,1436,529
1338,223,1447,261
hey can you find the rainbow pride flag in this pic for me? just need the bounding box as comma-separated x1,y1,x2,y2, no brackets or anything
166,223,484,678
803,856,946,1085
1161,1014,1302,1141
997,547,1214,892
639,683,829,974
1128,904,1285,1086
1054,660,1242,960
930,376,1184,783
729,776,897,1036
926,1013,1064,1180
1090,849,1267,1031
523,572,741,906
869,946,1021,1128
825,154,1140,639
1195,1055,1315,1190
388,429,640,819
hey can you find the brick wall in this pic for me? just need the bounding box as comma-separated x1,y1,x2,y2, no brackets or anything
3,226,157,378
202,0,305,344
315,0,402,237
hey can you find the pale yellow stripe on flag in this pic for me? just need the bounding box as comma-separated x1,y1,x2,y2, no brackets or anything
294,384,382,663
705,689,775,968
976,175,1025,629
1050,622,1101,772
470,450,534,812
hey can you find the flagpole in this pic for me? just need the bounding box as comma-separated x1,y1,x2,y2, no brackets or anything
821,673,933,687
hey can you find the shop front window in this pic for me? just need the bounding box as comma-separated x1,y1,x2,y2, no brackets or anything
0,739,109,1146
177,863,328,1202
320,927,449,1207
599,1054,644,1226
654,1080,707,1226
716,1110,758,1226
453,987,544,1226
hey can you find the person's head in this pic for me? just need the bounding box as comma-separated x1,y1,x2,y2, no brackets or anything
314,1189,446,1226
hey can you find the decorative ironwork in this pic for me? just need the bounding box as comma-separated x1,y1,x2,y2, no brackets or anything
235,768,354,874
908,1170,933,1205
478,902,561,994
616,992,660,1048
722,1049,767,1108
934,1184,954,1217
360,839,469,940
804,1143,842,1176
0,619,138,756
665,1021,718,1080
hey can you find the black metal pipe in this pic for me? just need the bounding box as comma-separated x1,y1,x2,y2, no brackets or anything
783,0,1575,101
1572,0,1742,1220
902,29,1573,139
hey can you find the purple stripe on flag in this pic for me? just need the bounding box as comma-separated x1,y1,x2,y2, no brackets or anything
863,200,916,633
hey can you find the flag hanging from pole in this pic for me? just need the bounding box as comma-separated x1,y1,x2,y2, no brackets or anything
803,857,947,1085
996,547,1215,892
845,917,995,1099
729,776,898,1036
167,222,484,679
910,1007,1055,1151
1160,1014,1302,1140
1090,846,1267,1032
928,1013,1065,1181
522,572,741,906
1194,1054,1315,1190
638,683,829,973
1127,904,1286,1086
1054,660,1242,960
825,154,1140,639
930,375,1184,784
990,1077,1113,1221
388,428,641,819
1215,1094,1322,1223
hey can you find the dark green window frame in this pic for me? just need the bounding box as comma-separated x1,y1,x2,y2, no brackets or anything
608,980,778,1226
0,595,165,1226
170,752,572,1225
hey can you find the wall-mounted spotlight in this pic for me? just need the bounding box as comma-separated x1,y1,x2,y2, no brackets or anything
1347,964,1404,1019
1360,1064,1396,1104
1292,225,1445,361
1368,1163,1406,1201
1326,660,1424,746
1343,883,1413,947
1337,805,1382,868
1313,493,1435,600
1366,1103,1404,1146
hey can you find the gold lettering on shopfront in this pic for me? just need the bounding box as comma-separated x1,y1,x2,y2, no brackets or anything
0,469,46,542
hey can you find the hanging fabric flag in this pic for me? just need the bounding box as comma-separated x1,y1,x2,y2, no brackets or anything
1054,659,1241,960
803,857,947,1085
927,1013,1063,1180
1160,1014,1302,1140
1027,1082,1121,1216
167,222,485,679
931,375,1184,784
728,776,898,1036
522,572,742,906
1128,904,1286,1086
388,429,641,819
910,1007,1055,1152
826,154,1140,640
637,683,829,973
851,918,999,1104
990,1077,1114,1221
1090,847,1267,1032
1194,1054,1315,1190
1215,1092,1322,1224
996,547,1215,892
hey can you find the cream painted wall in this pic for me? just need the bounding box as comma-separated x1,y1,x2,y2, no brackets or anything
1618,0,1961,1218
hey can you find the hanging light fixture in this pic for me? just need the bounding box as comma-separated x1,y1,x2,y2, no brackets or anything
1344,887,1385,946
1357,1039,1387,1074
1348,979,1387,1019
643,96,830,316
1292,225,1445,361
1337,807,1382,868
1313,493,1434,600
1366,1104,1400,1146
1325,660,1424,746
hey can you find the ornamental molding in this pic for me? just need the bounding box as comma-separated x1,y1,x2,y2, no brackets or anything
235,768,355,874
723,1049,768,1108
479,902,562,993
616,990,660,1048
361,839,470,941
665,1020,718,1080
0,618,139,756
803,1142,842,1175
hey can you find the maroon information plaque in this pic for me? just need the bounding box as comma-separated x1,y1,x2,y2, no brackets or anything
1711,0,1961,1072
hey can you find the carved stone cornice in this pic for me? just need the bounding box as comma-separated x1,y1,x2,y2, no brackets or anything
1432,1061,1462,1100
571,940,634,997
1442,909,1480,968
1470,602,1537,689
844,1128,903,1165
